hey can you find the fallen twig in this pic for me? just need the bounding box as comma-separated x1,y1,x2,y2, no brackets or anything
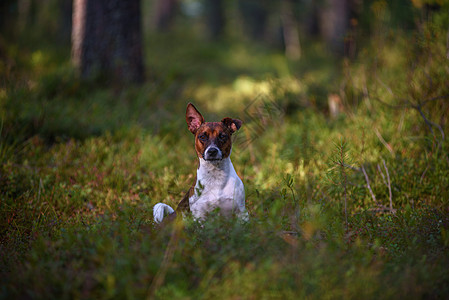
382,159,393,211
414,104,445,140
361,164,392,212
377,164,387,186
361,165,377,205
374,127,395,156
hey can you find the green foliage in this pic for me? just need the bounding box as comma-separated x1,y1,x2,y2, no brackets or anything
1,5,449,300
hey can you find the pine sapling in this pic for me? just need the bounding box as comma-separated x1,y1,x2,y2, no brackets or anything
325,138,354,232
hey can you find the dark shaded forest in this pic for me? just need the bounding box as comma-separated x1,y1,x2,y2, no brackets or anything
1,0,449,299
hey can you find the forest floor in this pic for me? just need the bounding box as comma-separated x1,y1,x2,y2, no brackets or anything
1,15,449,299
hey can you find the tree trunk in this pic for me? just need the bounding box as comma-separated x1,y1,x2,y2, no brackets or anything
281,0,301,60
319,0,348,55
59,0,73,43
0,0,18,37
238,0,268,40
204,0,225,39
153,0,177,32
153,0,178,32
72,0,144,84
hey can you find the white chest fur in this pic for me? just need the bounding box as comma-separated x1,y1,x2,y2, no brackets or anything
189,157,248,221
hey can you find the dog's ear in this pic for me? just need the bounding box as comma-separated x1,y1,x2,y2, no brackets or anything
221,117,242,134
186,103,204,134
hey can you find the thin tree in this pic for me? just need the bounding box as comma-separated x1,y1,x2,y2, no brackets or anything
319,0,348,55
204,0,225,39
238,0,268,40
281,0,301,60
153,0,177,32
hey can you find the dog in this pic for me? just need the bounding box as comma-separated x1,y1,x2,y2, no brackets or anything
153,103,248,223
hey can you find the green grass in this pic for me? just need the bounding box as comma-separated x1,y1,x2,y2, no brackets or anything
1,10,449,300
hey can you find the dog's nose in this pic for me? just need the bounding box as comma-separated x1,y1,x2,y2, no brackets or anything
207,147,219,157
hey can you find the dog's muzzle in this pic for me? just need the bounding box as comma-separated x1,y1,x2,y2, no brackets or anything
204,145,223,161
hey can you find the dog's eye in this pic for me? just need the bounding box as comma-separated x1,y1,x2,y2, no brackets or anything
219,133,228,141
198,133,208,141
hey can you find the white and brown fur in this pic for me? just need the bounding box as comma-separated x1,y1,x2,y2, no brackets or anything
153,103,248,223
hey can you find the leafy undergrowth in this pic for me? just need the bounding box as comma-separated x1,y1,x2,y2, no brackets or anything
1,10,449,300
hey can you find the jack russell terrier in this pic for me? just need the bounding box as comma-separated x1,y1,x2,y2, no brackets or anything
153,103,248,223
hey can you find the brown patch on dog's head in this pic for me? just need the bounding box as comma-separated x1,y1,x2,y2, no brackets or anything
221,117,242,134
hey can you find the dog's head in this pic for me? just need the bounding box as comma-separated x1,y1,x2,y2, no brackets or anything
186,103,242,161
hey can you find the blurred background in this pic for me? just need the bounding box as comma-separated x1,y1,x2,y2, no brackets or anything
1,0,444,127
2,0,447,144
